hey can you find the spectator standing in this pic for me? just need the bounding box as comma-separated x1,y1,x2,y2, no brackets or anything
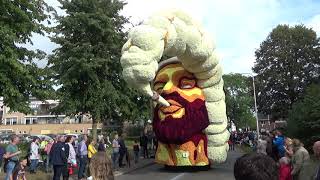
111,134,120,169
106,135,112,148
291,139,310,180
279,157,292,180
77,135,88,180
0,145,5,173
12,156,28,180
5,135,21,180
40,138,48,149
50,135,68,180
228,133,235,151
88,139,97,162
265,132,273,157
98,134,103,142
273,130,285,158
118,135,127,167
98,139,106,152
248,131,255,147
140,132,148,159
29,137,40,174
39,138,48,163
313,141,320,180
88,151,114,180
152,133,157,151
87,139,97,178
284,137,294,159
133,140,140,164
234,153,278,180
44,139,54,173
65,136,76,179
257,137,268,155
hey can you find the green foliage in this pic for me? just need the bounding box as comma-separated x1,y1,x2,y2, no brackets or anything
125,125,144,137
0,0,54,113
48,0,150,139
223,73,256,129
253,25,320,119
287,84,320,149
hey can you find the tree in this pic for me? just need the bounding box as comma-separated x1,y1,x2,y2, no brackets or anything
253,25,320,119
49,0,149,139
0,0,53,113
287,84,320,149
223,74,256,130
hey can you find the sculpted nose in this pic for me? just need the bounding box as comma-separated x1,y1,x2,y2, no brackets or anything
162,81,176,95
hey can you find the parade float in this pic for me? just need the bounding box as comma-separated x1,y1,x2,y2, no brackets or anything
120,10,229,167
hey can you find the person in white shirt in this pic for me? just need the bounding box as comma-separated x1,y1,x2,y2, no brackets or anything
29,137,40,174
64,136,77,179
106,135,112,147
65,136,76,165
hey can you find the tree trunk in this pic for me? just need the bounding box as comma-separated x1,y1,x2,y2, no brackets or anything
91,116,99,140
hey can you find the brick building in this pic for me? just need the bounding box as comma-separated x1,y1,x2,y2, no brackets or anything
258,113,287,132
0,97,101,135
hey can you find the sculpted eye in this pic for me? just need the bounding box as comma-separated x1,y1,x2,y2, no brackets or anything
154,82,165,92
179,78,196,89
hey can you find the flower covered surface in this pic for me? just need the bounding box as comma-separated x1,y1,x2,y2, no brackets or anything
120,10,229,165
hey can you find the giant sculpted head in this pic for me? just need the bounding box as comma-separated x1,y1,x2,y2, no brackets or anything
120,10,230,166
153,60,209,145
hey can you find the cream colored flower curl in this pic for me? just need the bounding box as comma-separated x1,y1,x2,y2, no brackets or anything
120,10,229,163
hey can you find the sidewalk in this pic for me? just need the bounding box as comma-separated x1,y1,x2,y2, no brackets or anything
114,158,156,177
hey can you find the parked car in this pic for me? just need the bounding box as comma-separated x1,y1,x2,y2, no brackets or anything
66,133,82,140
17,134,29,143
26,135,53,142
0,136,10,144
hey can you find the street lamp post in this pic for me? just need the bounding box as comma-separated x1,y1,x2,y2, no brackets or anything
241,73,260,139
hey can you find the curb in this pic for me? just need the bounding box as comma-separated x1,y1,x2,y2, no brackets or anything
114,161,156,177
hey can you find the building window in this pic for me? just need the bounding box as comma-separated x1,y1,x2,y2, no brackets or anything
5,117,17,125
25,117,37,124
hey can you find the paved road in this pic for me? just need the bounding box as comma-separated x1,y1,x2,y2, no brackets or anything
116,149,243,180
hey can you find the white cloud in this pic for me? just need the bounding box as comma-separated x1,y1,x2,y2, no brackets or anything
121,0,284,74
28,0,320,73
306,14,320,35
121,0,207,25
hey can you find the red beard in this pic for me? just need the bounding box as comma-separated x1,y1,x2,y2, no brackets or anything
153,92,209,145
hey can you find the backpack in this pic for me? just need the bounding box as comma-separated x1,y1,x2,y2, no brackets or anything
27,143,32,157
3,147,8,173
76,142,82,157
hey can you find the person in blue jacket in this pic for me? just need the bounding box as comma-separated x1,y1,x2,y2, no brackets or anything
273,129,285,158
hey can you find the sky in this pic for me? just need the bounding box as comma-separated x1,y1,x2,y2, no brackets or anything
30,0,320,74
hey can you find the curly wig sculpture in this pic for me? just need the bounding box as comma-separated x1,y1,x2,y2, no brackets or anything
120,10,229,163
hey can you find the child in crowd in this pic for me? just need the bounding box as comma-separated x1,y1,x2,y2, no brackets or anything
133,140,140,164
279,157,292,180
12,156,28,180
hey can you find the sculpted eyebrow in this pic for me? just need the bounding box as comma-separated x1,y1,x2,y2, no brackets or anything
154,73,167,83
